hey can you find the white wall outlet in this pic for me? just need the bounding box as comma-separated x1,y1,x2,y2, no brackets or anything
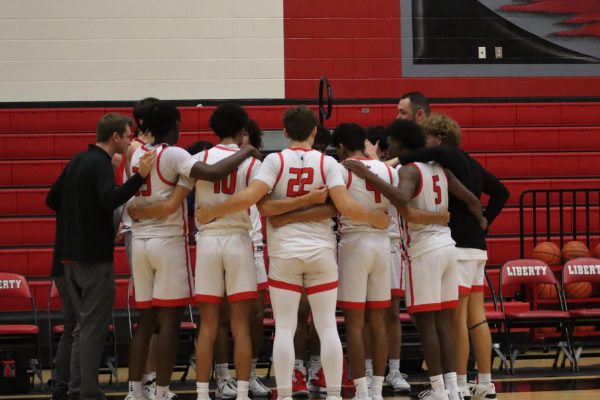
478,46,486,59
495,47,503,59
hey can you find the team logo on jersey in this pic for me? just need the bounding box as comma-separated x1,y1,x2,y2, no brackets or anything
506,265,548,276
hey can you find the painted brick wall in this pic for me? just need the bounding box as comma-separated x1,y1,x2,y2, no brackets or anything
0,0,284,102
284,0,600,99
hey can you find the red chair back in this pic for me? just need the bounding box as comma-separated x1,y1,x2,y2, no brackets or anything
501,259,557,286
562,257,600,285
0,272,33,299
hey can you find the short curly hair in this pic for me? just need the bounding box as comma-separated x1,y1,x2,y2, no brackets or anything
421,113,462,147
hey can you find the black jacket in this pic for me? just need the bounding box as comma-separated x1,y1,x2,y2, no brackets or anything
46,145,145,265
400,146,509,251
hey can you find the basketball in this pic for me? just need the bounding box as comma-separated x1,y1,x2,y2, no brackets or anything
561,241,590,262
537,283,558,299
574,325,595,333
533,242,561,265
594,243,600,258
565,282,593,299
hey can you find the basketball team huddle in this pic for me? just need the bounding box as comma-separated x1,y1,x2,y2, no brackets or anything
121,93,509,400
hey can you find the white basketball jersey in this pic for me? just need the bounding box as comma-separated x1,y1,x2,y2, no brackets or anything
338,158,396,236
249,205,264,248
253,147,345,258
388,165,402,241
404,162,455,258
130,144,195,239
193,144,260,235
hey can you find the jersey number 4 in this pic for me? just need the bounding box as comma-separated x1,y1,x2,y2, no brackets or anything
287,167,314,197
214,170,237,195
432,175,442,205
132,166,152,197
365,181,382,203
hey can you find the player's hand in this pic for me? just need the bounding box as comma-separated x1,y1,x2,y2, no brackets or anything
127,204,141,222
480,216,488,232
137,149,157,178
437,207,450,226
342,159,373,179
305,185,328,205
196,204,216,224
243,145,263,161
370,209,390,229
364,139,379,160
114,222,125,243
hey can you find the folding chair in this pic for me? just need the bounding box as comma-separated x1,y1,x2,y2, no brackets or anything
561,257,600,369
126,278,198,383
483,270,508,372
47,280,119,386
0,272,43,387
499,259,576,373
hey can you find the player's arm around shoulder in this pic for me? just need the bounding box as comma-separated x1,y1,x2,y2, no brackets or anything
189,145,261,181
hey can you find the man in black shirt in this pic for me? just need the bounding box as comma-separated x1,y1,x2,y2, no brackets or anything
47,113,157,400
399,113,508,400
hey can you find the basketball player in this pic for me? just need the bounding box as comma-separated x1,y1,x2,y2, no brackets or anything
343,119,485,400
195,105,390,400
125,101,261,400
399,113,508,400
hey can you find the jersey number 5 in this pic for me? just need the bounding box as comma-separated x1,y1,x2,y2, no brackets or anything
214,170,237,195
287,167,314,197
132,166,152,197
432,175,442,205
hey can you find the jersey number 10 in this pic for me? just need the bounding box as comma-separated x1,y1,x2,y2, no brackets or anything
132,166,152,197
214,170,237,195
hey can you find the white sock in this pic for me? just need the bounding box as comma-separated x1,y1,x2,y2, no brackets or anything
430,374,445,393
457,374,468,388
478,373,492,386
129,381,143,398
310,355,322,371
156,385,169,400
237,380,249,398
142,373,154,384
196,382,209,400
295,359,305,373
444,372,458,393
354,377,369,399
250,358,258,378
216,363,231,381
365,359,373,378
389,359,400,372
371,376,384,397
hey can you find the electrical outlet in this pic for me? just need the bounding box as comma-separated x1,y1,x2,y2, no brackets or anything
495,47,503,59
478,46,486,59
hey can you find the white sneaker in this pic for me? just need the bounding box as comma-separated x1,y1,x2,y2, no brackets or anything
417,389,450,400
125,395,145,400
470,383,496,400
249,376,272,396
459,384,471,400
216,378,238,399
142,382,156,400
385,370,411,393
448,388,464,400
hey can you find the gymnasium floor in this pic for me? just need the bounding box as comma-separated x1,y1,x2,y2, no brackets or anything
1,356,599,400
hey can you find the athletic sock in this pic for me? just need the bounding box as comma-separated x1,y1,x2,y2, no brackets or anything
457,374,468,388
371,376,384,397
365,359,373,378
250,358,258,378
156,385,169,400
142,373,154,385
196,382,209,400
389,359,400,372
430,374,445,393
354,377,369,399
295,359,306,374
129,381,143,398
237,380,249,398
216,363,231,381
478,373,492,386
444,372,458,394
